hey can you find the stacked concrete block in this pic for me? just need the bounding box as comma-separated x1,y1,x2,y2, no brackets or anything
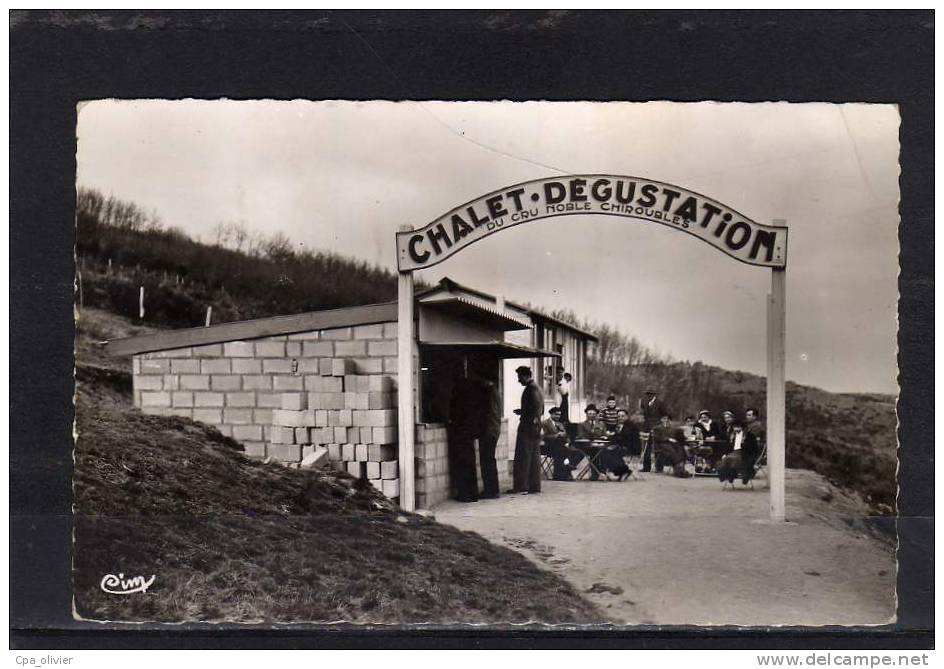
340,435,399,500
382,478,400,498
132,320,403,463
346,461,366,478
413,424,450,509
327,443,342,464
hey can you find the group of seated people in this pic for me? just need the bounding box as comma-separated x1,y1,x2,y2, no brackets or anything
679,408,766,484
541,400,641,482
540,395,766,486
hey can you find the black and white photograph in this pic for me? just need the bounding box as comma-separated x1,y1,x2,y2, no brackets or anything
71,98,901,626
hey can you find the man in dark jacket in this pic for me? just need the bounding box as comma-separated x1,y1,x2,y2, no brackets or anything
595,409,633,481
511,365,544,494
477,377,503,498
695,409,720,440
638,389,667,472
745,408,766,445
541,406,583,481
718,410,736,452
448,374,481,502
638,390,666,430
718,421,761,485
743,407,765,480
612,409,642,457
650,413,690,477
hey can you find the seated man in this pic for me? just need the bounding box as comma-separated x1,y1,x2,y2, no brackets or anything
649,413,691,478
575,403,609,480
612,409,642,457
745,408,766,450
541,406,584,481
717,421,761,485
576,403,608,441
597,408,635,480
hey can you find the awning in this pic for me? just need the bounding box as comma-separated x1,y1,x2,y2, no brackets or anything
419,340,561,360
418,294,532,331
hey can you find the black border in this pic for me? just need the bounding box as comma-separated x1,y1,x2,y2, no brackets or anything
10,9,933,649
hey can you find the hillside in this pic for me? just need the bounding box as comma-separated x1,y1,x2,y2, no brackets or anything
73,310,606,624
77,187,402,328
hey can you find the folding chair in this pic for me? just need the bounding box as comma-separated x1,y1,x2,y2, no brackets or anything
539,441,554,481
752,442,768,479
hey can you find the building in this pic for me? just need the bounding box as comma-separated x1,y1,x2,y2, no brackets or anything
106,278,597,509
418,279,597,437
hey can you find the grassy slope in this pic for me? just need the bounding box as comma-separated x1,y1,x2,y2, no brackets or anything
74,310,605,624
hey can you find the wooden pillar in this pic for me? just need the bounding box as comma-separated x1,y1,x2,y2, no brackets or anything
397,225,416,512
767,266,787,521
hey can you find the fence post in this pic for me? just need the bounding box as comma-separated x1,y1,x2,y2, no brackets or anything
205,306,213,327
139,286,145,319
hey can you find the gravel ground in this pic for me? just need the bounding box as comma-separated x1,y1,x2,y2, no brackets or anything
434,468,896,626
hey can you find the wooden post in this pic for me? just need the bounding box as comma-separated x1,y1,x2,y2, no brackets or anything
397,225,416,512
138,286,145,319
205,306,213,327
767,266,786,521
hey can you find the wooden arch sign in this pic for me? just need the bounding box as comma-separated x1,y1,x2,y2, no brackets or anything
394,175,787,522
396,175,788,271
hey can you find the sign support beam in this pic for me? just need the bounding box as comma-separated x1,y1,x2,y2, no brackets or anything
397,225,416,512
767,264,787,521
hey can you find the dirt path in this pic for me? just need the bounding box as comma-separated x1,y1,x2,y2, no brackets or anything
433,468,895,626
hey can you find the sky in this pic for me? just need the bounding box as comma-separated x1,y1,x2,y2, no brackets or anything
76,100,901,394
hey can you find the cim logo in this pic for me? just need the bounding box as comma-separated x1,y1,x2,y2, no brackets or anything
100,572,156,595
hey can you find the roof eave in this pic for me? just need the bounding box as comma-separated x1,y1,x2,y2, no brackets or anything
106,301,398,357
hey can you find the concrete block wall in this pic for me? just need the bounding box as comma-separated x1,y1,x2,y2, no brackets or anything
271,391,401,502
131,320,399,460
414,420,511,509
414,424,449,509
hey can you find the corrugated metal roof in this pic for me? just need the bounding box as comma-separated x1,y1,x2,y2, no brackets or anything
419,293,532,331
424,276,598,341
